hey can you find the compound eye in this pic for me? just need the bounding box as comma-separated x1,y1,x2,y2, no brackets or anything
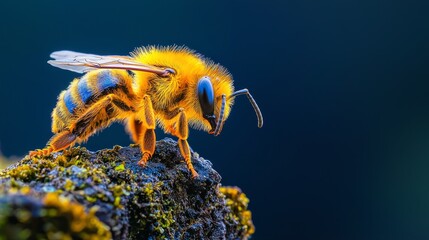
197,76,215,118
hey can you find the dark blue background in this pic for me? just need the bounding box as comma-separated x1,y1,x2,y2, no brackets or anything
1,0,429,239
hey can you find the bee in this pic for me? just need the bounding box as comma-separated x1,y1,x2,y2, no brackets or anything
29,46,263,178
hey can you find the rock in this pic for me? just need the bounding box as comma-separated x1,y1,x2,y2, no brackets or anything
0,138,254,239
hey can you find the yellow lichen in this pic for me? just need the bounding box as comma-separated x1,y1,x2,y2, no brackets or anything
64,178,75,191
5,164,37,181
20,186,31,195
42,192,111,239
220,186,255,237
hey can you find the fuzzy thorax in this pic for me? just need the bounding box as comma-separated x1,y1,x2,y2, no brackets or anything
131,46,235,133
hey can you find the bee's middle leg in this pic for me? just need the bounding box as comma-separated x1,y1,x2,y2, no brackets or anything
126,118,143,143
136,95,156,167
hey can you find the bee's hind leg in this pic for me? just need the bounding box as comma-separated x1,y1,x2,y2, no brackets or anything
74,92,137,133
29,96,112,158
29,130,77,157
30,93,133,158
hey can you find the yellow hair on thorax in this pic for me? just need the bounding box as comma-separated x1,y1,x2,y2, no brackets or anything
131,46,235,132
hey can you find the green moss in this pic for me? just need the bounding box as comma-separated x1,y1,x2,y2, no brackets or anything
0,147,91,183
129,182,177,239
109,184,129,208
114,163,125,172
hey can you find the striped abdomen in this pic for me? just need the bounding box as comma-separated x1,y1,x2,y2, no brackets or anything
52,70,134,134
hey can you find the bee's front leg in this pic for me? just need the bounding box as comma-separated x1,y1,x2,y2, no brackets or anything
176,109,198,178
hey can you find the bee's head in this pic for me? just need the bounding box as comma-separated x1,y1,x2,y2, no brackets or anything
134,45,263,135
196,73,263,136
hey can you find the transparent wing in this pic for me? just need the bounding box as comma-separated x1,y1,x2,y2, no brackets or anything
48,50,168,75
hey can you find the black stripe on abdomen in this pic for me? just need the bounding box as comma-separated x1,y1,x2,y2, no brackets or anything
77,76,94,104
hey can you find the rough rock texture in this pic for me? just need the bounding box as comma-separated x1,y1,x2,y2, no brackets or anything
0,138,254,239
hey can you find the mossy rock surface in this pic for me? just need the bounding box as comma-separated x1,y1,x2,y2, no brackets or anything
0,138,254,239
